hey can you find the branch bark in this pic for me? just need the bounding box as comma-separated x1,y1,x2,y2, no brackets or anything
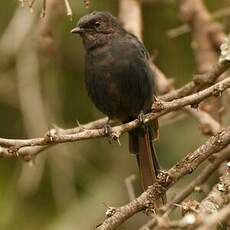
197,203,230,230
97,126,230,230
199,162,230,216
163,148,230,215
0,76,230,157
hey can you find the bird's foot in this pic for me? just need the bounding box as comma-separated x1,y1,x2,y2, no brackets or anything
103,123,121,145
104,123,113,137
138,112,148,129
138,112,145,124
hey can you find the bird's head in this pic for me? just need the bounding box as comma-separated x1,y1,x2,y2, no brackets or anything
71,11,123,50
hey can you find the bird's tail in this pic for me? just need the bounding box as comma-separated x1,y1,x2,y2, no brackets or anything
129,120,166,208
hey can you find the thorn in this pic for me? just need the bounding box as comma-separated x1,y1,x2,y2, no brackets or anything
76,120,85,131
110,132,121,145
102,203,116,217
181,200,199,215
217,183,226,192
8,146,20,156
51,123,62,135
213,86,222,97
152,99,165,112
103,124,114,142
116,137,121,146
45,128,57,143
172,203,182,208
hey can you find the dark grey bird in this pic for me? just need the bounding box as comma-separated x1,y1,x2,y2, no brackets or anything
71,11,165,207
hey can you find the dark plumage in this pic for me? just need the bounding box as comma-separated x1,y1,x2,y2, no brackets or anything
72,11,154,121
71,11,165,207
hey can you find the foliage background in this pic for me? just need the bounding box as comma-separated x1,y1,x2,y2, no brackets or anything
0,0,229,229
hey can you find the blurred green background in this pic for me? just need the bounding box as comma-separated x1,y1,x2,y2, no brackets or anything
0,0,229,229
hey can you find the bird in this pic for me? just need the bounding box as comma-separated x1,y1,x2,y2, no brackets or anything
71,11,165,207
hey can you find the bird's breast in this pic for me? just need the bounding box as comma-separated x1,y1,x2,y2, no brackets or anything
84,39,153,122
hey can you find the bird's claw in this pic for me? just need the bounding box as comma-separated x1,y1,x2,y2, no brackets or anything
138,112,145,124
104,123,112,136
138,112,148,129
103,124,121,145
103,124,113,143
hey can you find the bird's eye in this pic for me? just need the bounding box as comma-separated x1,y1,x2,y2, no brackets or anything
95,21,100,27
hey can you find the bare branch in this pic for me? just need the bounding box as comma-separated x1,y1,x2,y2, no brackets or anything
199,162,230,216
0,76,230,157
97,126,230,230
197,203,230,230
162,148,230,215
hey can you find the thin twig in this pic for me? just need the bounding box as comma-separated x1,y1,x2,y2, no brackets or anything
40,0,46,17
64,0,72,19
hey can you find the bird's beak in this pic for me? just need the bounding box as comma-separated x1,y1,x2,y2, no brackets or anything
71,27,85,34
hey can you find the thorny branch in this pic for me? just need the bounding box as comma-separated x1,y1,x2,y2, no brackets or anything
197,204,230,230
139,148,230,230
0,74,230,157
171,163,230,230
162,147,230,216
96,127,230,230
199,163,230,217
3,1,230,229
